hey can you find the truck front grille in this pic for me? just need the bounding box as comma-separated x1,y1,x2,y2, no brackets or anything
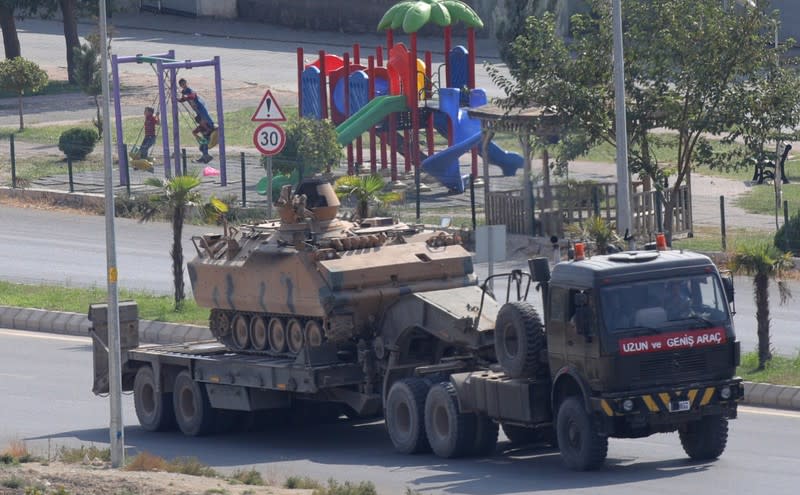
636,351,708,384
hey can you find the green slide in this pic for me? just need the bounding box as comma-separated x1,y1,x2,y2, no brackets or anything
336,95,409,146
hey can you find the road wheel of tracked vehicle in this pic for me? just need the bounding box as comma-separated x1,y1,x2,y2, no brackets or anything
305,320,324,347
679,414,728,461
250,316,269,351
424,382,476,458
385,378,431,454
494,301,547,379
209,309,231,339
173,370,215,436
502,423,540,445
230,313,251,351
286,318,304,354
556,397,608,471
268,317,287,353
471,414,499,456
133,365,175,432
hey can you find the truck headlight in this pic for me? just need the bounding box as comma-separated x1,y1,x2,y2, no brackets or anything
622,399,635,412
720,387,732,400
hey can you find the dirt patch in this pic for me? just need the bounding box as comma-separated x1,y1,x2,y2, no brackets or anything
0,461,310,495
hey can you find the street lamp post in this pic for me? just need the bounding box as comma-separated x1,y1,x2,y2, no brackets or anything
612,0,633,248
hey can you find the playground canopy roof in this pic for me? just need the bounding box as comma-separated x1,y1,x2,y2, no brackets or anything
467,103,562,139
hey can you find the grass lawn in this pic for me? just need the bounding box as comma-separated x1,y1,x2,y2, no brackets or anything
734,182,800,216
738,352,800,386
671,225,776,253
0,281,209,326
0,80,79,99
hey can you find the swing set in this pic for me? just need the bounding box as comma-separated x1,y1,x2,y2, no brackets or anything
111,50,228,186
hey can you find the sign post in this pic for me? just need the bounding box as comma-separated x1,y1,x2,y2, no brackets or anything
252,91,287,218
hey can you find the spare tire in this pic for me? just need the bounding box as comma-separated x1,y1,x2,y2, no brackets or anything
494,302,547,378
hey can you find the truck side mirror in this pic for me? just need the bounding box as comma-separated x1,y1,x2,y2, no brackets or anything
573,292,592,338
722,277,734,304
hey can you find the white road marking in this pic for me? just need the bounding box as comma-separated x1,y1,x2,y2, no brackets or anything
740,405,800,419
0,328,88,343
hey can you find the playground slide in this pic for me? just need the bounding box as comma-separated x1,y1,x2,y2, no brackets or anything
421,132,482,193
336,95,408,146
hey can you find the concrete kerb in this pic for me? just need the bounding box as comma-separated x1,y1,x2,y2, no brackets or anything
1,304,798,412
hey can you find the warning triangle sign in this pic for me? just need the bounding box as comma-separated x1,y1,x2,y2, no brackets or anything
251,90,287,122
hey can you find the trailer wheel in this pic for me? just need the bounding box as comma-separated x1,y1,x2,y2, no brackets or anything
494,302,547,379
133,366,175,432
502,423,539,445
385,378,431,454
471,414,498,456
424,382,476,458
556,397,608,471
679,414,728,461
173,370,215,436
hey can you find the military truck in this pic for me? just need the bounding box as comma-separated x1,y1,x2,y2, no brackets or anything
90,182,741,471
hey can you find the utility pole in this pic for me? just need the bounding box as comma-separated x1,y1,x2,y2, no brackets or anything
99,0,124,468
612,0,633,248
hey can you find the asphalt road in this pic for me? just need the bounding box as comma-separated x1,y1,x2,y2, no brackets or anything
2,204,799,355
1,328,798,495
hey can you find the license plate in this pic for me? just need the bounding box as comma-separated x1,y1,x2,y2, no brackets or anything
669,400,691,413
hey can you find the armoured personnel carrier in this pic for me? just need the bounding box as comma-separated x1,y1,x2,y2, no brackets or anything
188,178,476,358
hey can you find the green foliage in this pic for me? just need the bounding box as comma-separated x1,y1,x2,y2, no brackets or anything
230,468,264,486
71,31,104,137
0,56,49,129
285,476,323,490
165,457,218,477
266,117,341,178
57,127,98,161
334,174,401,218
775,212,800,255
565,216,621,255
1,476,24,489
737,351,800,386
312,479,377,495
57,445,111,464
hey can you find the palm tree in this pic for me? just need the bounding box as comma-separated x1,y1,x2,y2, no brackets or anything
377,0,483,33
140,174,203,309
334,174,401,219
729,242,793,370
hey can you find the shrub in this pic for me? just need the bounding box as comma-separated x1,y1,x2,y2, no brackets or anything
774,212,800,255
58,127,98,161
230,468,264,485
264,117,341,178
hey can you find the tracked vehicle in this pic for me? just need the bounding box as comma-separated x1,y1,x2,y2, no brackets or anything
187,178,479,359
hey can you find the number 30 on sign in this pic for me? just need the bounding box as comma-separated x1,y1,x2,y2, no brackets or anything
253,123,286,156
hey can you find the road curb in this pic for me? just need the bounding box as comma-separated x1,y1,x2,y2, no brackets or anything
2,305,798,412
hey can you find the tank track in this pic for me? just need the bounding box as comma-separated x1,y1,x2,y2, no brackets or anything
209,308,337,358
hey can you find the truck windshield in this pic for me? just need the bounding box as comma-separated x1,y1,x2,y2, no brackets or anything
599,273,729,333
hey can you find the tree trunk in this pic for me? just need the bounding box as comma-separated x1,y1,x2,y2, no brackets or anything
17,93,24,130
93,95,102,138
172,206,185,309
754,273,771,370
59,0,80,84
0,6,20,59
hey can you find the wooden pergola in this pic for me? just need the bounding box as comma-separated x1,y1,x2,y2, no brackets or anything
467,103,562,236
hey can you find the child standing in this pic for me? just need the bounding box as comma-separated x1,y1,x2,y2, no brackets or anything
192,114,214,163
139,106,159,159
178,78,215,128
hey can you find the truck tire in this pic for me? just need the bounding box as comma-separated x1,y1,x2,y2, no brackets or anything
471,414,499,456
173,370,216,436
385,378,431,454
556,397,608,471
133,365,175,432
494,302,547,379
502,423,539,445
424,382,476,458
679,414,728,461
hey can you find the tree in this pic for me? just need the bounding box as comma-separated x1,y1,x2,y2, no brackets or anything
267,117,341,179
0,57,49,130
0,1,20,59
729,243,793,370
72,31,103,137
334,174,401,219
140,175,203,310
59,0,79,84
488,1,800,241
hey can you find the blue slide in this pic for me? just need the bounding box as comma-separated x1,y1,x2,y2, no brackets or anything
422,87,523,193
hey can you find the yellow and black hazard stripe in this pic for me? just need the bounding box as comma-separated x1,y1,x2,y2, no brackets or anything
597,386,721,416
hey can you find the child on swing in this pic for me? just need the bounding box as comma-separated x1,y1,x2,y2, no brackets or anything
139,106,159,160
192,114,214,163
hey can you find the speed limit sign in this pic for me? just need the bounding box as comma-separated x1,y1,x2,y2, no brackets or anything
253,123,286,156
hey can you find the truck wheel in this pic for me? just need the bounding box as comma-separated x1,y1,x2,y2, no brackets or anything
679,414,728,461
556,397,608,471
424,382,476,458
494,302,547,379
502,423,539,445
385,378,431,454
173,370,216,436
133,365,175,432
471,414,498,456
